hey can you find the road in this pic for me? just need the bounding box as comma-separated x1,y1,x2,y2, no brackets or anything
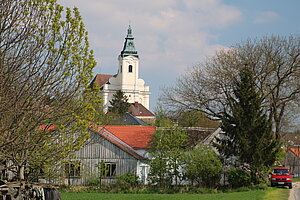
289,182,300,200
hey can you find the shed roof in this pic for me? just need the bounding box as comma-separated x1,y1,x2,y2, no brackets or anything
89,123,146,160
103,125,156,149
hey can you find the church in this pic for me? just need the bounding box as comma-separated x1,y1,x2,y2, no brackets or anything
91,25,151,114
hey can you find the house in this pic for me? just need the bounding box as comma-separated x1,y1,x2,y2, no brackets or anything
90,25,150,113
63,124,156,185
284,146,300,177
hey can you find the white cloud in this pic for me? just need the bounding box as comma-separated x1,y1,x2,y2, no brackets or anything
254,11,279,24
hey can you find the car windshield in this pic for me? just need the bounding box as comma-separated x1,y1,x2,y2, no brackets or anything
273,169,290,175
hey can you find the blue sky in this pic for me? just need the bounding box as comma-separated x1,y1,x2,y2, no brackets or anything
57,0,300,111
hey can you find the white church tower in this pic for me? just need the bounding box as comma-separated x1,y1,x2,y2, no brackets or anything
91,25,150,112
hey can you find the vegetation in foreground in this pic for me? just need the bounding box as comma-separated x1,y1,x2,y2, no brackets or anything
60,186,290,200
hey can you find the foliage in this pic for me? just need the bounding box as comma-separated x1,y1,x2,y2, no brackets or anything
154,104,172,127
113,173,140,190
148,128,188,187
0,0,97,181
183,144,222,188
227,165,252,188
108,90,131,116
161,35,300,135
214,67,281,183
177,110,219,128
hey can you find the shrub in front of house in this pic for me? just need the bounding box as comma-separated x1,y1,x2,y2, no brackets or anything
227,166,252,188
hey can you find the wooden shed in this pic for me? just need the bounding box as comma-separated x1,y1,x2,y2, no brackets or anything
63,125,151,185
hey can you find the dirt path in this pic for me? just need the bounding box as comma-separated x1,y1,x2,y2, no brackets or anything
289,182,300,200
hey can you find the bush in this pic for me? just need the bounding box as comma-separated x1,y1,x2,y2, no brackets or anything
87,177,100,186
113,173,139,190
228,167,251,188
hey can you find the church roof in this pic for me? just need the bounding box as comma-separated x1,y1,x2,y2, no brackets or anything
129,102,155,117
120,25,138,58
90,74,112,88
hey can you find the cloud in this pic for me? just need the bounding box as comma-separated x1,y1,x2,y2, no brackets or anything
254,11,279,24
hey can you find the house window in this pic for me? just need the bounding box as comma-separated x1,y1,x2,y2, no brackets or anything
100,162,116,177
65,161,81,177
128,65,133,73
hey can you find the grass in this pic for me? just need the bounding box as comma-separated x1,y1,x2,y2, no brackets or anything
60,185,291,200
293,176,300,182
61,190,265,200
261,187,290,200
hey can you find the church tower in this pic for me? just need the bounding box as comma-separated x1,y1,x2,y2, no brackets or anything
92,25,150,112
118,25,140,91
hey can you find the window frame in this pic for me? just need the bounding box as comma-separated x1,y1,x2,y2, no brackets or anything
65,161,81,178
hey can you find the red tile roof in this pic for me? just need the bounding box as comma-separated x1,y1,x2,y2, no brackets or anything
89,123,146,160
90,74,113,88
290,147,300,158
103,125,156,149
129,102,155,117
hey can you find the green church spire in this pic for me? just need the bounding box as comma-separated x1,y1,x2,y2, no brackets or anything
120,25,138,58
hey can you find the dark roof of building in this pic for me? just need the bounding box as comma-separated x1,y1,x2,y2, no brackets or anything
90,74,113,88
129,102,155,117
114,113,150,126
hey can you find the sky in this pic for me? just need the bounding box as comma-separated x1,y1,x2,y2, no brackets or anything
57,0,300,111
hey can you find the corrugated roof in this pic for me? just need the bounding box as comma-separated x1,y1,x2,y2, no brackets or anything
128,102,155,117
103,125,156,149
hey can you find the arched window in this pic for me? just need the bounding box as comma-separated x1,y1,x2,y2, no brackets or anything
128,65,133,73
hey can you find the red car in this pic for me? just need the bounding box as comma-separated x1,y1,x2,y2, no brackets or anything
271,167,292,189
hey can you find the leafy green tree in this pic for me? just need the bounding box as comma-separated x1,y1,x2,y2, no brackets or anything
148,128,188,187
0,0,97,181
177,110,219,128
214,67,281,183
108,90,131,116
183,144,222,188
154,104,172,127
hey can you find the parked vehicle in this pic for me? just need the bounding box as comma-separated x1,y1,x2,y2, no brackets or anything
271,167,292,189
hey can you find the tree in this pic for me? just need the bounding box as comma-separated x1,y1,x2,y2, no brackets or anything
108,90,131,116
176,110,219,128
160,36,300,136
148,128,188,187
183,144,222,188
214,67,281,183
0,0,97,181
